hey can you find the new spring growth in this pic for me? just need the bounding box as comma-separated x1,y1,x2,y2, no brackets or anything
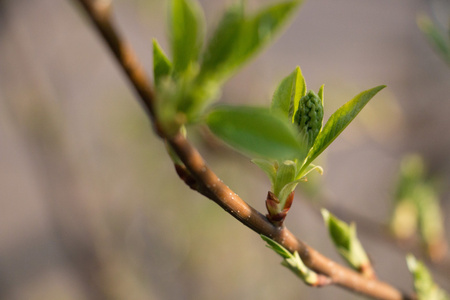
155,0,303,135
406,255,450,300
294,90,324,150
261,235,331,287
321,209,374,278
254,67,325,225
207,63,385,226
391,154,447,262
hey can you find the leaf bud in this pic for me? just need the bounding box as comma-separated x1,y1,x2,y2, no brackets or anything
294,90,324,149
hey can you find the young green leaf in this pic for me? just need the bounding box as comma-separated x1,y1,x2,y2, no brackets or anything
169,0,205,74
271,66,306,122
417,14,450,66
318,84,324,105
198,2,244,82
302,85,385,171
261,235,320,286
281,251,319,286
277,180,299,207
261,234,292,259
297,163,323,180
206,106,307,160
322,209,350,249
416,184,446,261
252,158,277,188
152,39,172,86
407,255,450,300
243,0,301,59
273,160,297,196
321,209,370,272
199,0,302,84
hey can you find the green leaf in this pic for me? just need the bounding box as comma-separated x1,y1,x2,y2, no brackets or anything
242,0,301,64
252,158,277,187
261,234,292,259
321,209,369,270
394,154,426,203
415,184,446,259
206,106,307,160
199,0,301,84
302,85,385,171
152,39,172,86
198,2,244,82
271,66,306,122
272,160,299,208
297,163,323,180
277,180,299,206
407,255,450,300
169,0,205,74
318,84,324,105
273,160,297,196
261,235,319,285
322,209,350,248
417,14,450,66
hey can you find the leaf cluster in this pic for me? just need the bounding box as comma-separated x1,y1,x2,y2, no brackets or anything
153,0,302,134
209,65,384,211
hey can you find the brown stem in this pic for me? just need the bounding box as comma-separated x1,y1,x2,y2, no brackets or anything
74,1,413,299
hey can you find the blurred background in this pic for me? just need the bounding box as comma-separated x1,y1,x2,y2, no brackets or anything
0,0,449,299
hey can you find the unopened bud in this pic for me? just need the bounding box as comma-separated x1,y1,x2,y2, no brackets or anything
294,90,323,149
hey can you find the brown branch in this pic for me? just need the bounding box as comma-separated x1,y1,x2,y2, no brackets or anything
74,1,413,299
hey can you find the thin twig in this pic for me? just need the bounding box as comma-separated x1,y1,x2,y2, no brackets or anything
74,1,414,299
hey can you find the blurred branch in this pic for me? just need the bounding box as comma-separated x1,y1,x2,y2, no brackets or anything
75,0,157,121
1,12,112,298
74,0,413,299
309,197,450,279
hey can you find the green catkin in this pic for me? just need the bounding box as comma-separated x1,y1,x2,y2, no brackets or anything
294,90,324,149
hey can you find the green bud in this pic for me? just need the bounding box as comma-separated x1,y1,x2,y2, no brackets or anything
321,209,371,276
294,90,324,149
260,235,324,286
407,254,450,300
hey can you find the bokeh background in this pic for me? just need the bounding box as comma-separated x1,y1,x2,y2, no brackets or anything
0,0,449,299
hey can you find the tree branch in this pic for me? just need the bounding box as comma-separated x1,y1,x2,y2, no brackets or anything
73,1,413,299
